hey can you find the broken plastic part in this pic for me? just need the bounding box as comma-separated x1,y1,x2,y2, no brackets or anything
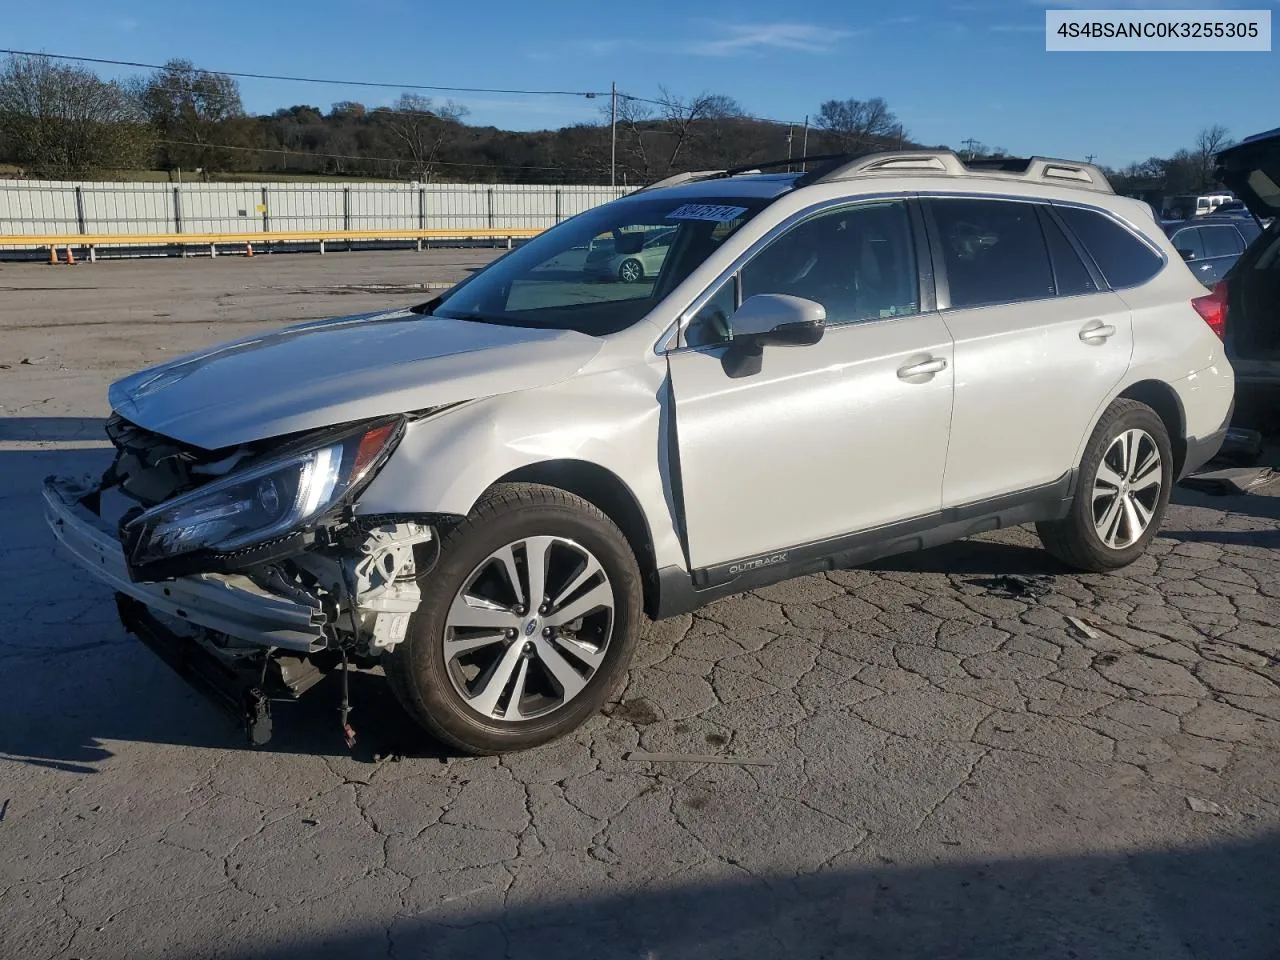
294,520,434,654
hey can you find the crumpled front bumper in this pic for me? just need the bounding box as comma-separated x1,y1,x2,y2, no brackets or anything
43,477,327,653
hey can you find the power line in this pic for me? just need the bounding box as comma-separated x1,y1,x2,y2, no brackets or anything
0,48,608,99
1,47,808,131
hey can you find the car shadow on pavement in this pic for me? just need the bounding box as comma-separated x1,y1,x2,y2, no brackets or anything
866,538,1067,576
0,416,107,442
0,439,463,772
0,653,460,774
207,831,1280,960
1165,482,1280,548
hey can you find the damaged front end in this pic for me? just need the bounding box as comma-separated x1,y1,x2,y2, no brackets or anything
44,413,449,746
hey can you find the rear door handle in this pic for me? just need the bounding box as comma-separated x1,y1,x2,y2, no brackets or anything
897,357,947,380
1079,321,1116,344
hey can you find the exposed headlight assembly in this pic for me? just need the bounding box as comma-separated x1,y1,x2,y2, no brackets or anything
124,419,402,574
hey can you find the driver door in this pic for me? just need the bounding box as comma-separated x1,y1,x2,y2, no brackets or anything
666,199,956,573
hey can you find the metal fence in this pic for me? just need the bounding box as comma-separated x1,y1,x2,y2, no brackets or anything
0,179,632,250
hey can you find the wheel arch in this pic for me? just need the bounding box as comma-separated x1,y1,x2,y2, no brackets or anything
1115,379,1187,477
495,459,661,618
1072,378,1188,485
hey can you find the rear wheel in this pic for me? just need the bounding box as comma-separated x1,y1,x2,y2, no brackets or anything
1037,399,1172,572
385,483,643,754
618,258,644,283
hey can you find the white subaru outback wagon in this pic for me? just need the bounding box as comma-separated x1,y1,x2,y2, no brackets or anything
45,151,1235,754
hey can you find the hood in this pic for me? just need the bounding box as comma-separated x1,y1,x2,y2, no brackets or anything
109,309,604,449
1217,127,1280,219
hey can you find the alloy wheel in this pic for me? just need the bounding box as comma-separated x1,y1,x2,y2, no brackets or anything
1092,428,1162,550
443,536,615,721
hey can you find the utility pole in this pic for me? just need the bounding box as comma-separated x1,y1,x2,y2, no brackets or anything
786,123,794,168
960,138,980,160
1085,153,1097,164
610,81,617,189
800,115,809,168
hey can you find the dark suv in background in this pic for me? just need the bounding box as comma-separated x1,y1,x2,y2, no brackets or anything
1211,128,1280,387
1163,213,1263,287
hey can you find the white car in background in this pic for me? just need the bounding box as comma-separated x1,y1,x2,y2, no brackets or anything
45,150,1234,755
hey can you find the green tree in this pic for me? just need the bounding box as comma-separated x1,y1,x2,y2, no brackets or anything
140,59,244,174
0,53,150,175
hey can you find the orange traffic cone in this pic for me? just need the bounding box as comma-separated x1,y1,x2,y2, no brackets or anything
48,246,58,265
64,246,76,265
245,242,254,257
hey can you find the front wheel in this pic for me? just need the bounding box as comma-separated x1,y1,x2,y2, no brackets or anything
1037,399,1173,572
385,483,643,754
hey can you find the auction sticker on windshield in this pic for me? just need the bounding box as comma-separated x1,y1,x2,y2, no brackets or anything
666,204,748,222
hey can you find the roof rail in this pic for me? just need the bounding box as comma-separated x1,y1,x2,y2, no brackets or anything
632,170,724,193
797,150,1114,194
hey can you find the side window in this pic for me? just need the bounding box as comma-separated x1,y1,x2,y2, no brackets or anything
685,200,919,346
1237,220,1262,246
1038,207,1098,296
685,277,737,348
1171,227,1205,261
1056,206,1164,288
1202,226,1244,258
932,198,1054,308
740,201,919,327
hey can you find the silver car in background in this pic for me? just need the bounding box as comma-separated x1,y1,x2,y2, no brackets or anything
583,226,677,282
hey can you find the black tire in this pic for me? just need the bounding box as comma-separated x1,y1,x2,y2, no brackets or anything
385,482,643,755
618,258,644,283
1037,399,1173,572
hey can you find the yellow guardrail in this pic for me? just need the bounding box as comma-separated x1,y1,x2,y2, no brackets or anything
0,228,545,249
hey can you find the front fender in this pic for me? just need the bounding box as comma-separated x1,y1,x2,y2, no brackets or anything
353,363,687,572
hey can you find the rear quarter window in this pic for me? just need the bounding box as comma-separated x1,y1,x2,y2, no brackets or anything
1056,206,1165,289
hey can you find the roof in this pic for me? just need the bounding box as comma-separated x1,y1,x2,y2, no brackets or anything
629,149,1114,202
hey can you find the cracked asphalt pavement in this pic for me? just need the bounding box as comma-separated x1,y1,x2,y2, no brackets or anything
2,252,1279,959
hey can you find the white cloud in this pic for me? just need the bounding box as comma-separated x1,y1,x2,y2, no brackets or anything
697,22,855,55
562,21,855,59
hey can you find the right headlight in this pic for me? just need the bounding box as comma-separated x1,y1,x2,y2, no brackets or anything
125,419,402,569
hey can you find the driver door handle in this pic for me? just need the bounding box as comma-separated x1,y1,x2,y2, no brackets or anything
897,357,947,380
1079,321,1117,344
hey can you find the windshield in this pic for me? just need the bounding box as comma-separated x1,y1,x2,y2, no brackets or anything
430,195,770,335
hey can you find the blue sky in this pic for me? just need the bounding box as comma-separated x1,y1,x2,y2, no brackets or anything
4,0,1277,167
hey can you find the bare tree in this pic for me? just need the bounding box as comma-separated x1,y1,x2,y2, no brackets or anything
382,94,468,182
140,59,244,174
607,89,743,181
654,88,742,173
0,54,150,174
1194,124,1231,192
607,95,655,181
815,97,901,154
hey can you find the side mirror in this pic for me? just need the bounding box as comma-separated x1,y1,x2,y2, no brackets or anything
731,293,826,344
722,294,826,378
